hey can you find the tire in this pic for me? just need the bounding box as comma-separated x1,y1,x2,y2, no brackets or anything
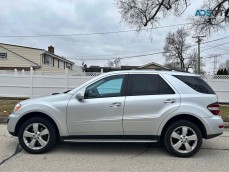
164,120,202,157
18,117,57,154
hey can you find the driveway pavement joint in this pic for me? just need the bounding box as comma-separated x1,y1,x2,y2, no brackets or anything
0,144,22,167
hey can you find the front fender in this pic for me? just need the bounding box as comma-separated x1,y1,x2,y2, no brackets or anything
16,102,69,136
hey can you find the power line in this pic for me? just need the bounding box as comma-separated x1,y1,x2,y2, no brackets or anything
74,48,164,58
76,45,198,59
201,41,229,51
216,46,229,51
202,35,229,44
67,36,229,60
68,40,229,61
202,51,229,59
118,51,164,60
0,23,190,38
68,42,226,61
69,51,164,61
68,48,229,62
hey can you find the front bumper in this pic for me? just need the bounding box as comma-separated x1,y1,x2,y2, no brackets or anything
203,115,224,139
7,113,20,137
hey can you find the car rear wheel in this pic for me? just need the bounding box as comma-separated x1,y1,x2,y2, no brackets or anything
164,120,202,157
18,117,57,154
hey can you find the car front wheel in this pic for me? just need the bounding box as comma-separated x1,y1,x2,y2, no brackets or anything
164,120,202,157
18,117,57,154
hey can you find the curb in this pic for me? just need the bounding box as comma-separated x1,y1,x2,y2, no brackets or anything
224,122,229,128
0,116,8,123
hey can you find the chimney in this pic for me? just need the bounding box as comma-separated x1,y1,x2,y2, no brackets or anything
48,45,54,53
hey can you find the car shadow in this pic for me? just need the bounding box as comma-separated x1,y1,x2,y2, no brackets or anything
51,141,167,156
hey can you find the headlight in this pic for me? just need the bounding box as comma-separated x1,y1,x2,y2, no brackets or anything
14,103,21,112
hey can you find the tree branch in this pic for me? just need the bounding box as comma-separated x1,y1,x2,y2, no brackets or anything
143,0,165,26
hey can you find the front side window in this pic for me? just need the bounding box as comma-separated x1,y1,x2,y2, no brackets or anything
85,75,125,99
44,55,53,65
0,53,7,59
129,74,174,96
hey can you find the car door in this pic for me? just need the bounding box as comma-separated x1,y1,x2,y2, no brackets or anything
123,74,180,135
67,74,127,135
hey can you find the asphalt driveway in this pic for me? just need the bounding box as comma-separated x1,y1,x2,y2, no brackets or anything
0,124,229,171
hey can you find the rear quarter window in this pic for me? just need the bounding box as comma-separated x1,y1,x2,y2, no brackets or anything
173,75,215,94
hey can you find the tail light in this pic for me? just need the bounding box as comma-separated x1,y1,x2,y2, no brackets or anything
207,102,220,115
218,125,224,128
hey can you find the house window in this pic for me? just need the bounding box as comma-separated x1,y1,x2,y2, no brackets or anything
0,53,7,59
66,63,71,70
59,61,64,68
44,55,53,65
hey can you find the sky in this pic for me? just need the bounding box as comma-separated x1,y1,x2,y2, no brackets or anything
0,0,228,74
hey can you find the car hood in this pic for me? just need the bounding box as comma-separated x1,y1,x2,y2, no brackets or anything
19,93,72,105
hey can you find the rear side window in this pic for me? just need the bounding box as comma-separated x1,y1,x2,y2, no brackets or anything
173,75,215,94
129,74,175,96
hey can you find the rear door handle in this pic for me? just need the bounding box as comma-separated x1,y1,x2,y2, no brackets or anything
110,102,122,108
164,99,176,104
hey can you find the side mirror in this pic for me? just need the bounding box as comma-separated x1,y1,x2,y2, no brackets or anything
76,90,85,100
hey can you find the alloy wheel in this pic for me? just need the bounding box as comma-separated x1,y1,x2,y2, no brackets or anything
23,123,50,150
170,126,198,153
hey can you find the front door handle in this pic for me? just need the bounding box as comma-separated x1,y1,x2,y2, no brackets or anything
164,99,176,104
110,102,122,108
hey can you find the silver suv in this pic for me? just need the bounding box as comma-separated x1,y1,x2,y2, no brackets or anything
7,70,224,157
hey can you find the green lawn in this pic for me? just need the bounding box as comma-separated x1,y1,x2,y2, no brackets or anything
0,97,229,122
220,105,229,122
0,97,27,116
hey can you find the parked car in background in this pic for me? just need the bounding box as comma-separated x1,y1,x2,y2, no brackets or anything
7,70,224,157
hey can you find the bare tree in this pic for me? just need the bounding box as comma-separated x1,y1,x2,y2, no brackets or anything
163,28,190,71
190,0,229,36
225,59,229,71
186,50,205,74
107,60,114,68
219,59,229,71
116,0,229,35
81,62,87,72
114,58,121,68
163,28,205,73
116,0,189,30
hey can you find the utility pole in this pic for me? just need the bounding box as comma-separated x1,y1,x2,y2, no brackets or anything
210,55,219,75
213,56,219,75
192,35,206,74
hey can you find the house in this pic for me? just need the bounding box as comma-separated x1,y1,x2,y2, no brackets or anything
137,62,170,70
85,62,170,72
0,43,74,73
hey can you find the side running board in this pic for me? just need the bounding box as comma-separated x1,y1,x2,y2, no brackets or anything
62,139,158,143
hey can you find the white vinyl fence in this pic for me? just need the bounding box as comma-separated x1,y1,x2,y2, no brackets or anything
0,68,229,102
0,68,95,98
202,75,229,103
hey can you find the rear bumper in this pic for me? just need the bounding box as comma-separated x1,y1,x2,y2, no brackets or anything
206,133,223,139
203,115,224,139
